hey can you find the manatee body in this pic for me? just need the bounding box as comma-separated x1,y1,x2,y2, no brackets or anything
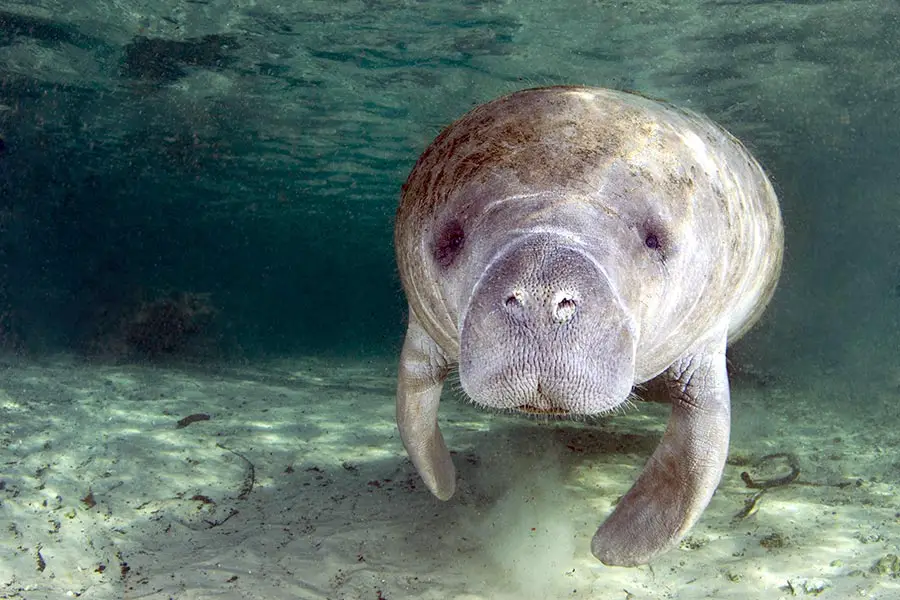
393,86,783,566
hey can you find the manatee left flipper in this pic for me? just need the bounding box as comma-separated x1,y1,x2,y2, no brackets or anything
396,310,456,500
591,337,731,566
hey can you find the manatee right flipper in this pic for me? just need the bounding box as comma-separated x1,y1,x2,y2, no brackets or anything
591,337,731,566
396,310,456,500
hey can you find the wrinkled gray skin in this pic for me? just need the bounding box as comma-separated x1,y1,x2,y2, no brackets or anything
394,86,783,567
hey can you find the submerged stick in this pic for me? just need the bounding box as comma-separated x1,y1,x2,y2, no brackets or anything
740,452,801,489
732,453,801,522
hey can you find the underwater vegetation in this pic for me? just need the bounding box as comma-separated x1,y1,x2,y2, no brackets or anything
120,34,241,83
86,290,216,359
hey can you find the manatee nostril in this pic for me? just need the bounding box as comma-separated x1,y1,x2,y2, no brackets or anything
558,297,577,310
503,291,526,317
552,293,578,323
504,293,523,309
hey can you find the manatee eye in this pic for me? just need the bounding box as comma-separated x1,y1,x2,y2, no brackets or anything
639,219,672,262
433,220,465,268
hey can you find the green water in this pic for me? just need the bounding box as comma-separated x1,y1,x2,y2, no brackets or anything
1,1,897,369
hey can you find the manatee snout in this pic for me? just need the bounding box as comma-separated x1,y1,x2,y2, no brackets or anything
459,234,637,415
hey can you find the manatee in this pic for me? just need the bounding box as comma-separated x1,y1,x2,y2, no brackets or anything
393,86,783,566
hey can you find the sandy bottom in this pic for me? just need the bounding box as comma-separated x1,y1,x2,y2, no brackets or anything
0,354,898,599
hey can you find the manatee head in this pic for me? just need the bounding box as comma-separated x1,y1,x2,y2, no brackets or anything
407,86,704,418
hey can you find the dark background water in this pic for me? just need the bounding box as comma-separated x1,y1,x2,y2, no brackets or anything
1,1,898,382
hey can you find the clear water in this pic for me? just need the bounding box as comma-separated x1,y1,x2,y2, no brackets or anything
1,1,899,599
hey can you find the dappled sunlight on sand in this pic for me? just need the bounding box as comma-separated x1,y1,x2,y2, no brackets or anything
1,356,899,598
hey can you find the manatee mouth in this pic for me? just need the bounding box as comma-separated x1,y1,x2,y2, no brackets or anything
516,405,570,415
